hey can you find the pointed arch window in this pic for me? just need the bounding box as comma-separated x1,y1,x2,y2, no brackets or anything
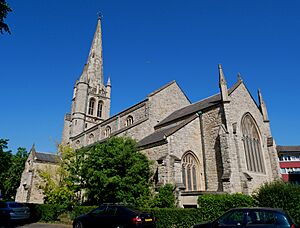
88,133,94,144
182,152,200,191
88,98,95,115
104,126,111,137
242,113,265,173
97,101,103,118
126,115,134,127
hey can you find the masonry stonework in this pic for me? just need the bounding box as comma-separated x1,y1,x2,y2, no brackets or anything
17,18,281,206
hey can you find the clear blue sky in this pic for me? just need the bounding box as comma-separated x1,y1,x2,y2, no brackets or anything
1,0,300,153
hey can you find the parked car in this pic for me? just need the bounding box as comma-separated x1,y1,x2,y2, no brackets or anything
73,204,156,228
191,207,297,228
0,201,30,222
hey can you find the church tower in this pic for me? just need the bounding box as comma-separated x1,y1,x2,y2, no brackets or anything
62,17,111,143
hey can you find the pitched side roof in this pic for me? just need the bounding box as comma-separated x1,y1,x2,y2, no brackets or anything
155,94,221,128
277,146,300,152
155,80,243,128
34,152,59,164
139,115,197,147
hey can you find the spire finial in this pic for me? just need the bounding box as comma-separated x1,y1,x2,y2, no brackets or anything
218,63,226,85
107,75,111,86
258,89,269,122
237,72,242,82
218,64,229,102
97,12,103,20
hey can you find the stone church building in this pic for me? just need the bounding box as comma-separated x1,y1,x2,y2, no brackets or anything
17,18,280,207
16,145,59,204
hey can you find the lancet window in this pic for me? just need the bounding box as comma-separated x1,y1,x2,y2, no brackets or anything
88,98,95,115
182,152,200,191
97,101,103,117
126,115,133,126
241,113,265,173
104,126,111,137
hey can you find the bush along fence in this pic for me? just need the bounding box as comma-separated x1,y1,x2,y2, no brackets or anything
25,182,300,227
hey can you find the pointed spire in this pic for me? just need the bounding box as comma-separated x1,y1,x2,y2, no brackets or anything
106,75,111,87
258,89,269,122
106,75,111,99
86,17,104,87
218,64,229,102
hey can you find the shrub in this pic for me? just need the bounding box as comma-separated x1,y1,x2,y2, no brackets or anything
253,181,300,224
152,184,176,208
146,208,203,228
34,204,67,222
197,193,255,221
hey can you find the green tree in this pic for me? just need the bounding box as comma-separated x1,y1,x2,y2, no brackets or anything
0,140,28,199
152,184,176,208
0,139,12,198
0,0,12,34
77,137,153,207
39,144,77,208
3,147,28,199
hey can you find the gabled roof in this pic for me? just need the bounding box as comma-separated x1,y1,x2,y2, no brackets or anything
155,93,221,128
155,80,243,128
34,152,59,164
138,115,197,147
30,145,59,164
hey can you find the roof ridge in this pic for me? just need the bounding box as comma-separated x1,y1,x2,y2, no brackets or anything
35,151,58,155
148,80,176,97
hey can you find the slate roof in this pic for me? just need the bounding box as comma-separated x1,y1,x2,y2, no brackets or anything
34,152,59,164
139,80,244,147
138,115,197,147
277,146,300,152
155,94,221,128
155,80,242,128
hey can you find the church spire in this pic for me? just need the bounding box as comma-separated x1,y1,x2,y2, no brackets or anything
258,89,269,122
218,64,229,102
86,16,104,87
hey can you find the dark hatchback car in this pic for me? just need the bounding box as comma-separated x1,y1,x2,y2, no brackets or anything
73,204,156,228
192,208,297,228
0,201,30,222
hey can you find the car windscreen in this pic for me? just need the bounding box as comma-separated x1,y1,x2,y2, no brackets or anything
7,202,24,208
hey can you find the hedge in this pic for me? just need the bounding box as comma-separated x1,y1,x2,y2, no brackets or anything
25,186,300,227
197,193,255,221
253,181,300,224
25,193,254,227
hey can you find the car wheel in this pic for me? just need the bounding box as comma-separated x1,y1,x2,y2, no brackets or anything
74,221,84,228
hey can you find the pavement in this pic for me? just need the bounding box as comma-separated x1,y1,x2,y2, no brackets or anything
1,223,71,228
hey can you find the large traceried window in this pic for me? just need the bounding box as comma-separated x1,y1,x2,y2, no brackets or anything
88,98,95,115
97,101,103,118
182,152,200,191
242,113,265,173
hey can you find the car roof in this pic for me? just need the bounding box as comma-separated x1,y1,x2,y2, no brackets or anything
229,207,286,213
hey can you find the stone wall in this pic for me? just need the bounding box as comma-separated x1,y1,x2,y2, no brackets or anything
168,118,205,190
16,156,59,204
148,81,190,127
201,105,224,191
226,83,280,193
